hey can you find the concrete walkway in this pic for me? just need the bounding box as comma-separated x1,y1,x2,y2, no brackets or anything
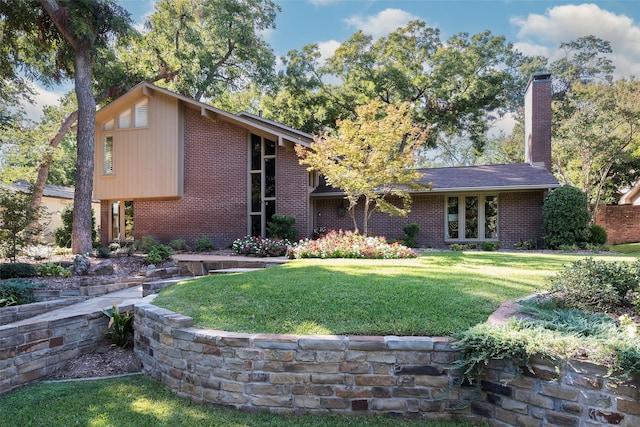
9,286,158,327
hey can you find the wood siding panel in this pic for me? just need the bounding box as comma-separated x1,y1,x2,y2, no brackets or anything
94,92,181,199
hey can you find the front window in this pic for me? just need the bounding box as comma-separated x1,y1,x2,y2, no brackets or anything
446,195,498,241
249,134,276,236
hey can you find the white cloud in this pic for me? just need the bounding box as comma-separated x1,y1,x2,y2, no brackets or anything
317,40,341,63
511,3,640,78
23,83,67,121
344,8,418,39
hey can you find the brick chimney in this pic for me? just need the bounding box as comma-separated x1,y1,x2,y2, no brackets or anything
524,72,552,171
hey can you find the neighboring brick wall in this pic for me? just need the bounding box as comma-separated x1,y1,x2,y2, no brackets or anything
135,303,640,426
313,192,545,249
0,304,133,395
595,205,640,245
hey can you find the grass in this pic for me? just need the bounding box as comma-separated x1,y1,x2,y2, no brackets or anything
0,375,483,427
153,251,631,336
611,242,640,254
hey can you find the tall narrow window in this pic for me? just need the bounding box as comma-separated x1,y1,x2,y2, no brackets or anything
103,135,113,175
465,196,479,239
110,200,134,241
134,99,148,127
447,197,459,239
111,201,120,240
248,134,276,236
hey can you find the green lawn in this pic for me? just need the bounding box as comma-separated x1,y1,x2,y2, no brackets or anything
0,376,481,427
153,251,631,336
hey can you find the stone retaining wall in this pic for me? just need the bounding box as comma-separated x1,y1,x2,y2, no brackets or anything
0,297,86,325
135,303,640,426
0,303,133,395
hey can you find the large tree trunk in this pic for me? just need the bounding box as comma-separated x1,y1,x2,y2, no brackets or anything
71,49,96,254
39,0,96,254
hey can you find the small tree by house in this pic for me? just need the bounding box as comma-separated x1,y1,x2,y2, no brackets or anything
0,188,43,262
295,100,429,235
542,185,591,249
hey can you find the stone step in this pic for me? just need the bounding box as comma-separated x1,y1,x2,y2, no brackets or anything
209,268,264,274
142,276,198,297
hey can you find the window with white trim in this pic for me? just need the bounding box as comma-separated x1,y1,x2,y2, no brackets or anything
134,98,148,127
103,135,113,175
118,109,131,129
446,195,498,240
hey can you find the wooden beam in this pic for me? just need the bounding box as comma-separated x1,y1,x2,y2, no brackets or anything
201,107,217,122
278,135,284,147
142,85,154,97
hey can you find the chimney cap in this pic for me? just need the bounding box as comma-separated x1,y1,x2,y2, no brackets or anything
529,72,552,83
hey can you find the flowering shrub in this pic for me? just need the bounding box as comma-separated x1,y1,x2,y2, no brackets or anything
232,236,291,257
287,229,417,259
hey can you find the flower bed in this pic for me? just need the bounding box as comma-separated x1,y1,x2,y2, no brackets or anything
232,236,291,257
287,229,417,259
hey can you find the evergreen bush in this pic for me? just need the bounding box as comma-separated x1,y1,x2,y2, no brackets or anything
53,204,98,248
266,214,299,241
542,185,591,249
589,224,608,245
402,223,420,247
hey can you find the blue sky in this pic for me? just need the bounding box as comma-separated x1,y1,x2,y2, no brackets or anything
27,0,640,118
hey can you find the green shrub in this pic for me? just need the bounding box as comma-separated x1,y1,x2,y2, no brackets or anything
103,305,134,348
194,236,214,252
0,279,44,305
36,262,71,278
548,258,640,312
267,215,299,241
168,239,188,251
517,239,538,250
542,185,591,249
449,243,465,251
0,188,43,262
53,204,98,249
481,241,499,251
134,236,160,253
402,223,420,248
0,262,37,279
590,224,608,245
95,246,111,258
143,244,173,265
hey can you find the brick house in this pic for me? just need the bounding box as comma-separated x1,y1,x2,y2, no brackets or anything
93,74,558,249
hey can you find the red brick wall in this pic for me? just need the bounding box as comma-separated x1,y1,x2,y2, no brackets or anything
595,205,640,245
313,191,546,249
99,107,313,248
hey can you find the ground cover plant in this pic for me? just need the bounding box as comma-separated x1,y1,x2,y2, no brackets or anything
153,252,627,336
0,375,483,427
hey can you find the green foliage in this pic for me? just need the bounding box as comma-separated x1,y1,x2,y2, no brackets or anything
402,223,420,248
134,235,160,253
0,188,42,262
95,246,111,258
102,305,134,348
25,245,54,260
168,239,188,251
0,262,37,279
0,279,44,305
53,204,98,248
266,214,299,241
517,239,538,250
194,236,214,252
232,236,290,257
143,244,173,265
296,100,428,234
548,258,640,312
542,186,592,249
481,241,499,251
589,224,608,245
449,244,465,251
36,262,71,278
287,230,417,259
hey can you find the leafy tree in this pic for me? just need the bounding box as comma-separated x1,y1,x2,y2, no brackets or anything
542,185,591,249
265,21,524,154
553,79,640,213
127,0,279,103
295,99,429,235
0,0,134,254
0,188,42,262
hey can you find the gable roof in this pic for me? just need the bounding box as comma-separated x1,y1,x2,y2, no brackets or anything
95,82,313,147
311,163,560,196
